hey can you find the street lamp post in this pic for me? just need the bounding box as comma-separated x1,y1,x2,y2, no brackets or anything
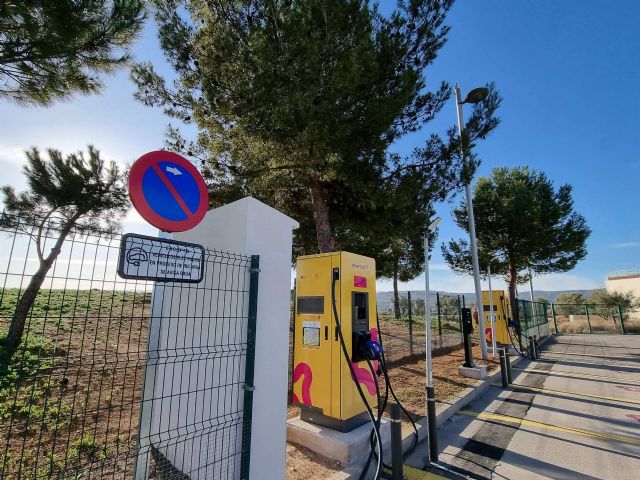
424,215,441,463
528,267,535,302
455,84,489,360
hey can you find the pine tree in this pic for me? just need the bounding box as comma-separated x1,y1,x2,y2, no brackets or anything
132,0,500,254
442,167,591,324
0,1,145,105
1,146,128,355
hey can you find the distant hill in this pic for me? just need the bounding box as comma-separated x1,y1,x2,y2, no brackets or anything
376,289,599,311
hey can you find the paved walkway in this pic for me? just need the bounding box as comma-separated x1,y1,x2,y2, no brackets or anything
407,334,640,479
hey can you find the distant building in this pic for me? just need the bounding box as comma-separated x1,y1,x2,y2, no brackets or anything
606,271,640,296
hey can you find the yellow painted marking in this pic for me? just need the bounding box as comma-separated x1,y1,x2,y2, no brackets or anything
505,382,640,405
403,465,449,479
514,366,640,385
458,410,640,446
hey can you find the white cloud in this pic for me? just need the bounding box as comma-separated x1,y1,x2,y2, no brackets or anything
0,144,27,167
530,273,601,290
610,242,640,249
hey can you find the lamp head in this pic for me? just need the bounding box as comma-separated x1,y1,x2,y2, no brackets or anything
428,217,442,231
463,87,489,104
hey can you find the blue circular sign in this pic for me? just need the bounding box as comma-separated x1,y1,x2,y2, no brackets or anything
129,151,208,232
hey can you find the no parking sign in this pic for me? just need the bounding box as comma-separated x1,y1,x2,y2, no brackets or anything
128,150,208,232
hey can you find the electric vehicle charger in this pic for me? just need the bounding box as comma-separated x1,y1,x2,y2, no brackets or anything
330,270,384,480
331,271,419,480
500,296,528,357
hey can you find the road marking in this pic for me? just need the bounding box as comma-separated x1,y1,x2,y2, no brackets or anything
544,351,638,361
514,366,640,385
403,465,449,479
498,382,640,405
538,356,639,371
458,410,640,446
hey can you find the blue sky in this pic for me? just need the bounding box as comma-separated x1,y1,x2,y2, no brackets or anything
1,1,639,293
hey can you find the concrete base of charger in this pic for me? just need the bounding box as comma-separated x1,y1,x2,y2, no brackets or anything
286,416,391,466
458,365,487,379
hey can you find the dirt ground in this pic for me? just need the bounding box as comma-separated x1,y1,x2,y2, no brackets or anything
285,343,500,480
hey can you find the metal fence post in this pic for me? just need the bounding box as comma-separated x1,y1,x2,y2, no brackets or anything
240,255,260,480
457,295,463,343
551,303,558,334
585,304,592,334
618,304,627,334
437,291,443,348
537,303,542,338
408,291,413,355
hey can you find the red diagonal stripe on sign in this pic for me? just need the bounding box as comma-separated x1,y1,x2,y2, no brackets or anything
151,164,194,217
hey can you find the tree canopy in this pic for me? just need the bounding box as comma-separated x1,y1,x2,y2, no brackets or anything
1,146,128,355
132,0,501,259
442,166,590,323
0,0,145,105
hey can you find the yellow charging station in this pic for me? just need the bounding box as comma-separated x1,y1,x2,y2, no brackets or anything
292,251,378,432
481,290,511,345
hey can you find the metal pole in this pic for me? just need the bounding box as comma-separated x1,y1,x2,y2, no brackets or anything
528,267,535,301
390,403,404,480
455,84,488,360
458,295,463,343
408,291,413,355
423,230,438,463
437,292,443,348
505,349,513,383
585,304,592,334
551,303,558,334
488,263,496,357
424,232,433,387
499,349,508,388
426,386,438,462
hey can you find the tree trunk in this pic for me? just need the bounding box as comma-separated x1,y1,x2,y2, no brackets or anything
507,260,522,349
507,262,519,323
308,176,336,253
393,265,401,320
4,218,76,357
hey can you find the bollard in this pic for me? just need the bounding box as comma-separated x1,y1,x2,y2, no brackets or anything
390,403,403,480
499,349,509,388
461,308,475,368
427,386,438,462
529,337,535,360
533,335,539,359
505,348,513,384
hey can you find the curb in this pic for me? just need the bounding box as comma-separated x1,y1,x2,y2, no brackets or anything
329,334,553,478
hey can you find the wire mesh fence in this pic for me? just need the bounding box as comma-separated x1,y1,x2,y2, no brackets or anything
550,303,639,334
0,214,257,479
376,292,466,363
517,299,549,332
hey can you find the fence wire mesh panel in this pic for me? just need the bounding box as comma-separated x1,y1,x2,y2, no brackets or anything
0,214,258,480
517,300,548,331
550,303,638,334
375,292,465,363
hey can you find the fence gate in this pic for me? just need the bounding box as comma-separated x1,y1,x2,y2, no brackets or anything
0,216,259,480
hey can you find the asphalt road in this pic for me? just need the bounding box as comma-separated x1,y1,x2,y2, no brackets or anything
407,334,640,480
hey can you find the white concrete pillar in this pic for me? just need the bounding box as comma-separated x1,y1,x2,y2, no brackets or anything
138,197,297,480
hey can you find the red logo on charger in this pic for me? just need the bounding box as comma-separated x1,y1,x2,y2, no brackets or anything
354,276,367,288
